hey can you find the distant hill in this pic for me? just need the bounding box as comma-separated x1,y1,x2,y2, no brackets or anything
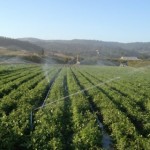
0,36,150,65
18,38,150,59
0,37,72,64
0,36,43,53
18,37,43,43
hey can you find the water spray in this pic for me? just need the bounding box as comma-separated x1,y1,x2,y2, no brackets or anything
30,63,150,130
30,76,120,130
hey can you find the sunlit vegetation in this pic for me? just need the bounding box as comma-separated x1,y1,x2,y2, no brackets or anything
0,64,150,149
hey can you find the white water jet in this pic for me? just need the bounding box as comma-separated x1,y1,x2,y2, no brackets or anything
42,63,50,83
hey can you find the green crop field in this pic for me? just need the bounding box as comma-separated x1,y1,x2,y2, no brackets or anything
0,64,150,149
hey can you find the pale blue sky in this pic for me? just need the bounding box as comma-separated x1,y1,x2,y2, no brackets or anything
0,0,150,42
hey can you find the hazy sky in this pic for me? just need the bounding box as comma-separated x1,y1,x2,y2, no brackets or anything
0,0,150,42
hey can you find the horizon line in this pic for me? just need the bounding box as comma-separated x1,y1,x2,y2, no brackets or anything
1,35,150,44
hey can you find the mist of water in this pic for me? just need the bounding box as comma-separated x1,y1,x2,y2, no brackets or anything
0,56,33,64
79,57,119,66
42,63,50,83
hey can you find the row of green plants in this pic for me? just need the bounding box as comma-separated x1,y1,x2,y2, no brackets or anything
31,67,102,149
0,67,57,116
0,67,42,98
67,68,102,149
0,64,37,76
78,66,150,113
0,66,40,88
32,68,70,149
72,67,150,149
0,65,149,149
0,66,61,149
79,65,150,111
76,67,150,138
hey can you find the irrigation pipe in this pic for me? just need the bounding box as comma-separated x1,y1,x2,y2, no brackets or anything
30,76,120,129
30,64,150,129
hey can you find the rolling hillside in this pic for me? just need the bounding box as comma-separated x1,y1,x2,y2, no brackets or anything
0,36,43,53
0,37,68,64
1,36,150,65
18,38,150,59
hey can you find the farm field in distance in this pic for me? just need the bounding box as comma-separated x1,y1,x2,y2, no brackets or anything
0,64,150,149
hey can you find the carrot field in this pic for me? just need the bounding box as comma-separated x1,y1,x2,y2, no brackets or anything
0,64,150,149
